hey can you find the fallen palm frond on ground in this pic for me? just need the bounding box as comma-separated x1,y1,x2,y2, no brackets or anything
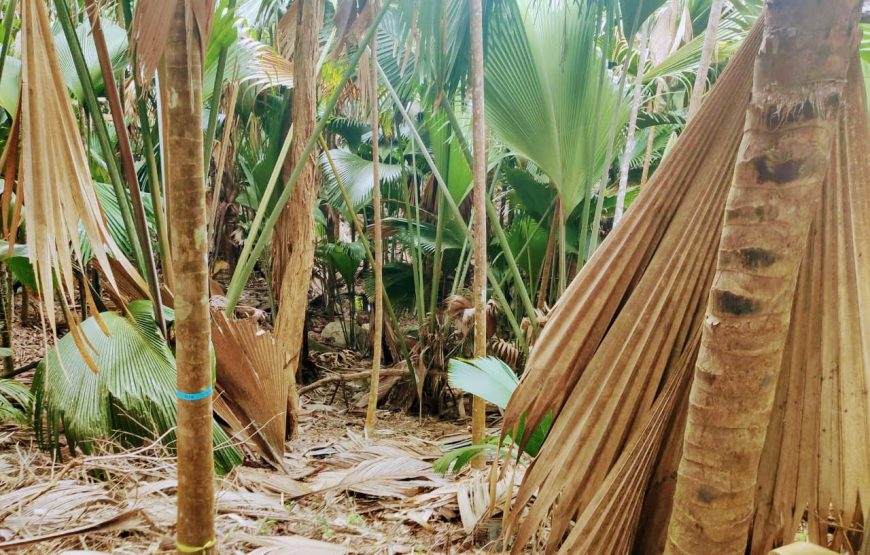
211,310,288,469
0,408,516,553
500,15,870,554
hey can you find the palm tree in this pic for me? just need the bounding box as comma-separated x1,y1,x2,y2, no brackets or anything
666,1,862,553
162,1,216,552
469,0,488,466
364,22,385,436
271,0,323,438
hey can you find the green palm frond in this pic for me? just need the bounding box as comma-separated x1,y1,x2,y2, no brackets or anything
0,377,30,425
485,0,629,215
320,148,404,214
384,217,465,255
643,9,753,87
318,240,366,286
0,56,19,115
53,18,128,100
32,301,242,474
79,182,157,263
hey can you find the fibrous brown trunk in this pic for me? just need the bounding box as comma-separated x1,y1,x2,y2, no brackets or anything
272,0,323,438
469,0,487,468
163,1,215,553
666,2,862,553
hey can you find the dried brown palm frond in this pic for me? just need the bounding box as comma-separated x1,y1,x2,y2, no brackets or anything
749,61,870,555
130,0,176,83
211,311,289,469
131,0,213,84
16,0,132,343
502,19,870,555
501,20,764,553
240,38,296,90
489,337,521,371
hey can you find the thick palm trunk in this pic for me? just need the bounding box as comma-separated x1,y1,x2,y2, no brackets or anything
272,0,323,438
163,2,215,553
469,0,487,467
666,2,861,553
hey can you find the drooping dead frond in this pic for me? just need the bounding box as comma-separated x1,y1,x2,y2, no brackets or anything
17,0,127,339
501,20,764,552
241,38,296,89
130,0,177,83
211,311,288,469
131,0,213,84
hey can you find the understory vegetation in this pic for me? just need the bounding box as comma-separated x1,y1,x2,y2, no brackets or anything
0,0,868,554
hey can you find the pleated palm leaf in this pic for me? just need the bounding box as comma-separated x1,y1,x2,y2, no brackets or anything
0,374,30,425
31,301,242,474
320,148,404,215
484,0,629,220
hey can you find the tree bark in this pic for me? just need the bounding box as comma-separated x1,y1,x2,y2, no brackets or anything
686,0,724,121
469,0,487,468
272,0,323,438
666,2,862,553
364,27,384,436
163,2,215,553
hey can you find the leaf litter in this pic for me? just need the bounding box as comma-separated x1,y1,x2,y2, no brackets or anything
0,400,525,553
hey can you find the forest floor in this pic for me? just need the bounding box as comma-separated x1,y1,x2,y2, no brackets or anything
0,294,515,554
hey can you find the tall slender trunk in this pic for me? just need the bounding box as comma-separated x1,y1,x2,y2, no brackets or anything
469,0,487,467
163,2,215,553
666,2,861,553
364,27,384,436
614,25,649,226
272,0,323,438
686,0,724,121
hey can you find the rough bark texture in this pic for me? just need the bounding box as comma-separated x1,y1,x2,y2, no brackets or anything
666,2,861,553
272,0,323,438
364,29,383,436
469,0,487,467
164,2,215,553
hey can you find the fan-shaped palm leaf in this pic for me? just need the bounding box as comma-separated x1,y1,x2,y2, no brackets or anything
53,18,128,99
32,300,242,474
320,148,404,214
484,0,629,216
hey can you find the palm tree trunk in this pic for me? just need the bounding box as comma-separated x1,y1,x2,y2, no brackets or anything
614,25,649,226
666,2,862,553
469,0,487,467
163,2,215,553
364,28,384,436
272,0,323,438
686,0,724,121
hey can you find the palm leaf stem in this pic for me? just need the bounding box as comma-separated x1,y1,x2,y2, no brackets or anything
377,61,526,351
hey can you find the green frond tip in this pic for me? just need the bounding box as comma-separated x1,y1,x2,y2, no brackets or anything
444,356,553,463
31,300,242,474
0,378,31,425
447,356,519,410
